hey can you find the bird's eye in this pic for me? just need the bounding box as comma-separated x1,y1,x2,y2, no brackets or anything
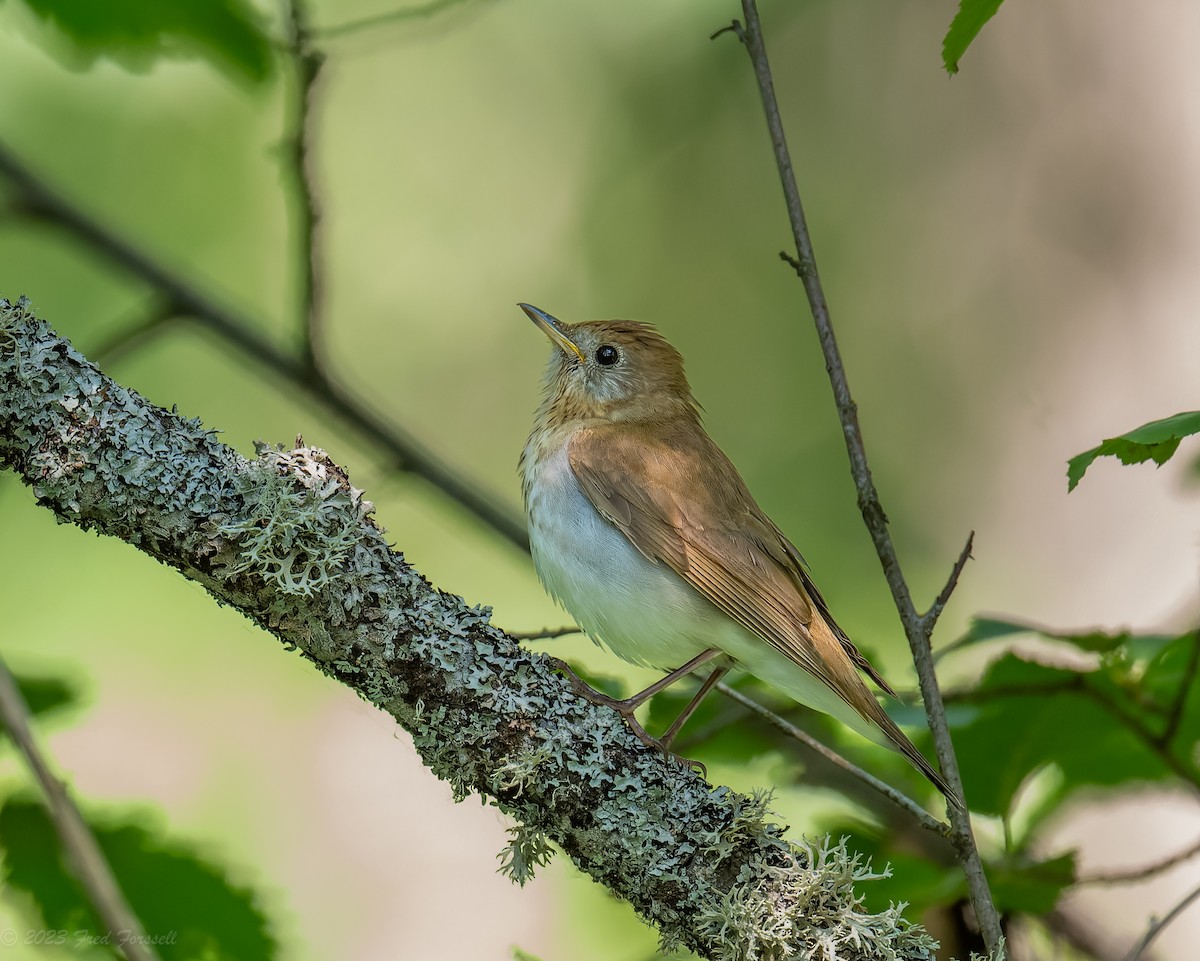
595,345,619,366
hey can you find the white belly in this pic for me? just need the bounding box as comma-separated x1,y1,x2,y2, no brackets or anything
522,440,895,749
524,444,734,670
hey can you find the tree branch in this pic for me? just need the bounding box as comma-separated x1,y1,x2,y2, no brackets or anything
0,655,160,961
0,300,943,961
317,0,476,40
1159,629,1200,747
715,683,949,837
1081,835,1200,886
720,2,1000,951
1121,879,1200,961
0,141,530,551
283,0,326,373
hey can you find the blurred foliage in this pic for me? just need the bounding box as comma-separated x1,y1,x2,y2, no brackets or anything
0,0,1195,958
0,797,276,960
942,0,1006,75
5,0,274,85
1067,410,1200,491
840,617,1198,920
13,670,80,722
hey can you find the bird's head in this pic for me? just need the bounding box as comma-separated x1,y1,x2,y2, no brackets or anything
520,303,697,425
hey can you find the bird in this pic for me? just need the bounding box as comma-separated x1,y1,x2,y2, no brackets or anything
517,303,958,806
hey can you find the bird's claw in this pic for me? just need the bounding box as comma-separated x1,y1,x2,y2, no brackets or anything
549,657,707,777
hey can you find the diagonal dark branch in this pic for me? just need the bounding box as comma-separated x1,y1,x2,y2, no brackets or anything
0,141,529,551
1121,879,1200,961
0,655,160,961
89,296,179,367
1081,834,1200,885
507,626,583,640
317,0,476,39
719,2,1000,952
1159,628,1200,747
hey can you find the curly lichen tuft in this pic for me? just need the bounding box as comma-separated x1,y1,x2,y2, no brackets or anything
497,822,555,886
691,836,936,961
215,443,376,596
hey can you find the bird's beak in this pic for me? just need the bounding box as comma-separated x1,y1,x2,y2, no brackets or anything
519,303,585,364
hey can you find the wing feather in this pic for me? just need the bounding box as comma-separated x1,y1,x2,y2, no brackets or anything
568,422,880,713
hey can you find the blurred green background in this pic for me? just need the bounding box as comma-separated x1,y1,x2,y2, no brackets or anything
2,0,1200,958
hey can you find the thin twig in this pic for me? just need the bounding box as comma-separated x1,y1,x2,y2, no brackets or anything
317,0,474,39
716,683,949,836
89,296,180,367
1159,629,1200,747
721,2,1002,950
283,0,326,373
0,141,529,551
0,656,160,961
1081,835,1200,885
1121,879,1200,961
508,626,583,640
921,530,975,631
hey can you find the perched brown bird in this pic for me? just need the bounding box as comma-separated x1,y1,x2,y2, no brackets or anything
518,303,957,805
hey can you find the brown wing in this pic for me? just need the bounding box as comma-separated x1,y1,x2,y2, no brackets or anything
567,421,881,708
567,420,960,804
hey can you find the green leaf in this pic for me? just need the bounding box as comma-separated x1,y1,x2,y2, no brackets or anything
13,0,274,85
942,616,1178,660
1067,410,1200,491
942,0,1005,75
936,615,1036,661
987,851,1076,914
13,670,80,720
0,798,277,960
950,653,1181,816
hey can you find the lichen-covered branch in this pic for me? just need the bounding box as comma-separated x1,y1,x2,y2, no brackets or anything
0,298,938,961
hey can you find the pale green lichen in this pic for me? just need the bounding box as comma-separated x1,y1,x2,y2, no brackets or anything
497,823,555,886
215,443,372,597
690,836,931,961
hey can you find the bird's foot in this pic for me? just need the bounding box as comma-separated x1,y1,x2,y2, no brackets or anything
548,658,708,778
626,714,708,779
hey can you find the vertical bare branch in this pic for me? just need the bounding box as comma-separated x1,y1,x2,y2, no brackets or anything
283,0,326,373
718,2,1002,951
0,656,161,961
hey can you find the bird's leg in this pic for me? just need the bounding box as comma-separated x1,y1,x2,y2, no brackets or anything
549,649,724,774
659,665,730,749
549,648,722,714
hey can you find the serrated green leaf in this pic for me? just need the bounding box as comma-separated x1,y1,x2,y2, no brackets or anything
942,0,1005,75
14,0,274,85
950,653,1181,815
1067,410,1200,491
0,798,277,961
